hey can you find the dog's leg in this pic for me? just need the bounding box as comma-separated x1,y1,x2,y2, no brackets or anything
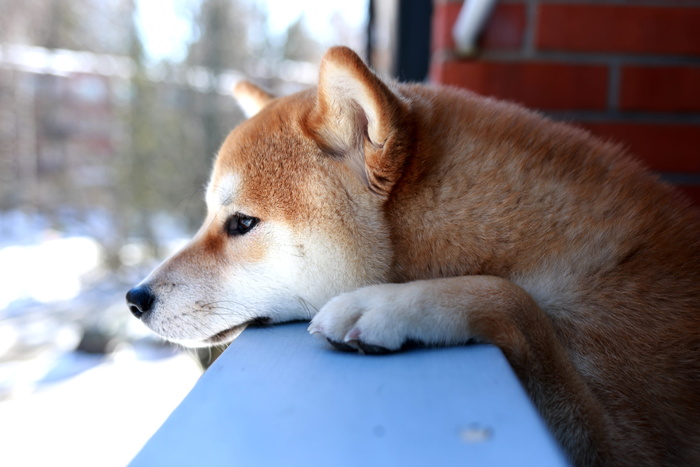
309,276,618,466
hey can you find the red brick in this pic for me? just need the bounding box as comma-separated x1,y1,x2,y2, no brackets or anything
432,2,462,51
430,60,608,111
580,123,700,172
432,3,526,52
620,66,700,113
537,5,700,55
480,4,527,50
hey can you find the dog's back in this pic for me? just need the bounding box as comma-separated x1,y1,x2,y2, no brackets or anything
385,83,700,465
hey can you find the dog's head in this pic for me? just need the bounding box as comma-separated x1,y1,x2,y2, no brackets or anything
126,47,414,347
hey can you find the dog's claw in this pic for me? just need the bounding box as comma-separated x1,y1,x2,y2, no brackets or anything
344,327,361,341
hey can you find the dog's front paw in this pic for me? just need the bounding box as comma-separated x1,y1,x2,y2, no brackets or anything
308,284,414,354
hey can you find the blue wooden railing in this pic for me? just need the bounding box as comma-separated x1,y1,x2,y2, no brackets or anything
129,322,568,466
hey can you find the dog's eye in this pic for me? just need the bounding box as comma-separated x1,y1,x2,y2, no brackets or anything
225,214,259,237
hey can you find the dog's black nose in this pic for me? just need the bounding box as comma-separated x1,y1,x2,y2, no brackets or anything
126,285,155,319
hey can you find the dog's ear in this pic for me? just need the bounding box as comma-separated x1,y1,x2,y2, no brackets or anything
233,81,274,118
307,47,411,197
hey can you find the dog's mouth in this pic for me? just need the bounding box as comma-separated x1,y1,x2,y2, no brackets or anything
203,317,271,346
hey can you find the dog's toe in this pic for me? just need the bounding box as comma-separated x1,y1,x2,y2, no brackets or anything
325,336,391,355
326,337,358,352
355,341,391,355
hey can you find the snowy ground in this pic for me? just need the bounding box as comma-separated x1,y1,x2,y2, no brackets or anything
0,213,202,466
0,344,201,467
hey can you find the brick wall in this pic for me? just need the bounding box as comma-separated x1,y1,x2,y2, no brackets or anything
430,0,700,205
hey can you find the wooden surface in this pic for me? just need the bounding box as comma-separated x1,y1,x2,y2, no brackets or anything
130,322,568,466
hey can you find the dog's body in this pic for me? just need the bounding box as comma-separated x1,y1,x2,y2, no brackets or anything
127,47,700,466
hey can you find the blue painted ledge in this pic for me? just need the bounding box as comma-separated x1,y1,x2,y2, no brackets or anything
130,322,568,466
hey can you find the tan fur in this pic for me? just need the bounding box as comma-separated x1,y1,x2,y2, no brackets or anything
128,47,700,466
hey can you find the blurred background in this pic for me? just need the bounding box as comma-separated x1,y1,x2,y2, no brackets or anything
1,0,698,465
0,0,369,465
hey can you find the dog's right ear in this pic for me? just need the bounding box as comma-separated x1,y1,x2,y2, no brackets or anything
233,81,274,118
307,47,412,197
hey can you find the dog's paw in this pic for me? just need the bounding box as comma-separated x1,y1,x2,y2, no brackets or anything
308,284,417,354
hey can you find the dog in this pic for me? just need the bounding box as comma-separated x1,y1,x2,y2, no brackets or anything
126,46,700,466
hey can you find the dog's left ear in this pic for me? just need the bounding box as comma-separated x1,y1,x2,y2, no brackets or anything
307,47,412,197
233,81,274,118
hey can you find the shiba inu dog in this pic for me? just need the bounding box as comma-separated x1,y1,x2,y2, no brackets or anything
126,47,699,466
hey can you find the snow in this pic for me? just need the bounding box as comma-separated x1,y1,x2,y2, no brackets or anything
0,236,102,308
0,345,201,467
0,211,202,466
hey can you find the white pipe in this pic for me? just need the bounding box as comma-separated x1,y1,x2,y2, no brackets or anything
452,0,500,56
